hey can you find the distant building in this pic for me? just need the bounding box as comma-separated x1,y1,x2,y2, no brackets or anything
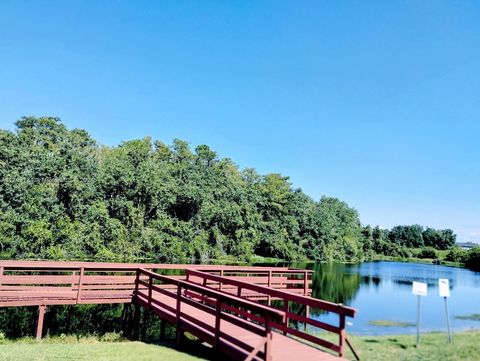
457,242,478,250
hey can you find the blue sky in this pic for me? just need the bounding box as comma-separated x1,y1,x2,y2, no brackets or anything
1,1,479,242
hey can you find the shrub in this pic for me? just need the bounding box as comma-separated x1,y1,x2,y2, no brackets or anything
418,247,437,259
445,247,468,263
465,247,480,271
100,332,123,342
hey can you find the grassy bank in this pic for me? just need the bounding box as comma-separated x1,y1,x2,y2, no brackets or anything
369,252,463,268
343,330,480,361
1,331,479,361
0,337,208,361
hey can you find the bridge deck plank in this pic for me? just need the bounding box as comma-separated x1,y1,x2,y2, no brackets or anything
137,290,346,361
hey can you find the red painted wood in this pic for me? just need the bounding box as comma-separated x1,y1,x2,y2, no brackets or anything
0,261,353,360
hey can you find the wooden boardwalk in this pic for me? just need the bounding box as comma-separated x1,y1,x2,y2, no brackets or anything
0,261,358,361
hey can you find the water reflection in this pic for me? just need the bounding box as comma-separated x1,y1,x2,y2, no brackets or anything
311,263,362,305
305,261,480,335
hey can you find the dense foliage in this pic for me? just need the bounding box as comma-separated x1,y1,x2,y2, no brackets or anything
464,247,480,270
0,117,460,263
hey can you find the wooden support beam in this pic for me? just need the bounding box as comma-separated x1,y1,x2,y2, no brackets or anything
76,267,84,303
132,304,141,340
160,319,166,339
36,305,46,340
141,308,148,341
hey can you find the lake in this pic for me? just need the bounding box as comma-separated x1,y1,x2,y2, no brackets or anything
301,261,480,335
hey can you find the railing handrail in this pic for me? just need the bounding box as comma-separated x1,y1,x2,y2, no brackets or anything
201,268,313,275
186,269,356,317
136,268,285,321
0,260,296,272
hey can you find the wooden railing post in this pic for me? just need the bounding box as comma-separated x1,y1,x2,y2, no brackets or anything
76,267,84,304
219,269,224,291
264,314,272,361
304,304,310,331
339,312,346,357
148,274,153,309
283,300,289,335
214,299,222,347
0,266,4,287
36,304,46,340
70,270,76,290
303,270,308,295
176,284,183,344
134,269,140,297
267,270,272,305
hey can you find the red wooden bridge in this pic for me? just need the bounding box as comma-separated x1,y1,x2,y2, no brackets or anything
0,261,359,361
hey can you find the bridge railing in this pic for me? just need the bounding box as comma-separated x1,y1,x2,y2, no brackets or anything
135,268,285,361
197,267,313,297
0,261,312,308
185,268,358,359
0,262,158,307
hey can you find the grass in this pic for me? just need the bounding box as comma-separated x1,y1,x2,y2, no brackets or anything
342,330,480,361
368,320,416,328
1,331,479,361
0,337,209,361
454,313,480,321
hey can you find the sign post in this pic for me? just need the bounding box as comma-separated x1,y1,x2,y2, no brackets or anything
438,278,452,343
412,281,427,346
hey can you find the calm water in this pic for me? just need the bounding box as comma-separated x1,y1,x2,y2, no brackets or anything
302,261,480,335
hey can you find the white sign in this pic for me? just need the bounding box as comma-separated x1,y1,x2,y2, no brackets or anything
412,281,428,296
439,279,450,298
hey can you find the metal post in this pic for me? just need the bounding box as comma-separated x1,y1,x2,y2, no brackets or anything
36,305,46,340
444,297,452,343
416,295,421,346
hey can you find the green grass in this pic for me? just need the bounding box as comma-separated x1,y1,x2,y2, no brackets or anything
343,330,480,361
0,338,208,361
368,320,416,328
2,331,479,361
454,313,480,321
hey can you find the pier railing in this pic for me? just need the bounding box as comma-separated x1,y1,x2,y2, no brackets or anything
134,268,285,361
186,268,358,359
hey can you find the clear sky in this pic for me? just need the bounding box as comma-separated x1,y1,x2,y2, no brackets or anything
1,1,479,242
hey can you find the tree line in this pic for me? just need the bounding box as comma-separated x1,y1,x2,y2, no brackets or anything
0,117,473,265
